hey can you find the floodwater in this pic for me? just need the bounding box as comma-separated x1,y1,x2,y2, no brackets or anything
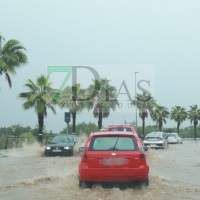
0,139,200,200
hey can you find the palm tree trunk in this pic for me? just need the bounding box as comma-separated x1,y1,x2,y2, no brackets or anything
177,122,180,134
98,107,103,130
142,116,145,135
159,119,162,131
72,112,76,134
38,114,44,144
194,124,197,141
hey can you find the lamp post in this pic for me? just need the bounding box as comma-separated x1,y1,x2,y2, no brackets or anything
135,72,139,131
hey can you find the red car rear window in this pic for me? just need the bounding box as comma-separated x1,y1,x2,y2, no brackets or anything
88,136,139,151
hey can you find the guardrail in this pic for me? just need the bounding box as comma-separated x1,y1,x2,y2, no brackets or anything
183,138,200,140
0,136,55,150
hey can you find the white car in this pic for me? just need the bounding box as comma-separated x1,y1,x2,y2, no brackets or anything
167,133,182,144
143,132,168,149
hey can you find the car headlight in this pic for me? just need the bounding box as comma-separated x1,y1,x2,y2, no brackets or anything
46,146,51,150
64,146,72,149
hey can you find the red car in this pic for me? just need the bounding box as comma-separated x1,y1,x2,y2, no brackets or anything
78,131,149,188
106,124,145,144
106,124,135,132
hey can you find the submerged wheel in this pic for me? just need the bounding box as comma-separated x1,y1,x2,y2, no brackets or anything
144,178,149,187
45,152,50,156
79,179,92,189
68,149,74,157
161,144,165,149
70,149,74,156
140,177,149,188
79,179,84,188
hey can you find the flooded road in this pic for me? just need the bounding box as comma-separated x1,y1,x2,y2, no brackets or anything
0,140,200,200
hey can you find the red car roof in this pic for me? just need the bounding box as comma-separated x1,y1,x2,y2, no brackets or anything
91,132,137,137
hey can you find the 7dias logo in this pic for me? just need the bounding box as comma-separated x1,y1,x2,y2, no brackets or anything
47,66,100,102
47,65,153,105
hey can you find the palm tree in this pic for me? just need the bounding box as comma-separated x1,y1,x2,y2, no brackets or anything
87,79,119,130
0,34,28,88
18,75,56,143
131,92,156,135
58,83,86,134
187,105,200,141
170,106,187,134
151,105,169,131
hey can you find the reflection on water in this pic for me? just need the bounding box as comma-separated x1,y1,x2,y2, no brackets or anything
1,140,200,200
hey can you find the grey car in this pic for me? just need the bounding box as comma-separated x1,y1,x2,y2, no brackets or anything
143,132,168,149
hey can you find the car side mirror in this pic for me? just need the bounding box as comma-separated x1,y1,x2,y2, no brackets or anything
79,147,84,152
139,135,145,140
143,146,148,151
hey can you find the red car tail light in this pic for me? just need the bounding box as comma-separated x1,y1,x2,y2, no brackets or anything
83,153,88,159
140,153,145,158
144,137,148,140
136,137,147,165
158,137,163,140
140,153,147,165
174,137,177,139
81,147,88,162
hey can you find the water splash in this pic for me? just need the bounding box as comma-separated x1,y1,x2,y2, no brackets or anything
7,142,45,157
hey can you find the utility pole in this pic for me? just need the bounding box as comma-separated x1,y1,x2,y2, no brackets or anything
135,72,139,131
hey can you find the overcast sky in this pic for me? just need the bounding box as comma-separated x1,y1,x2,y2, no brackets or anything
0,0,200,133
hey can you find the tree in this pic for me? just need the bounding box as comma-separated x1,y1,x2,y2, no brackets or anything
170,106,187,134
8,124,23,136
31,124,48,136
0,127,7,137
0,125,31,137
151,105,169,131
0,34,28,88
23,126,32,133
18,75,56,143
131,92,156,135
58,83,86,134
60,124,73,135
60,122,98,135
19,132,37,146
86,79,119,130
187,105,200,141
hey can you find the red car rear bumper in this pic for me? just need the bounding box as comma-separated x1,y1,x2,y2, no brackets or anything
79,164,149,182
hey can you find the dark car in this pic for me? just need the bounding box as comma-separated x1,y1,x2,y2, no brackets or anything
65,134,78,145
45,134,77,156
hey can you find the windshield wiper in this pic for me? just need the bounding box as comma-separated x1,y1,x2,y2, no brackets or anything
66,138,71,142
112,137,119,150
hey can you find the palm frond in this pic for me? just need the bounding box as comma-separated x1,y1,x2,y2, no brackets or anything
5,72,12,88
0,34,5,49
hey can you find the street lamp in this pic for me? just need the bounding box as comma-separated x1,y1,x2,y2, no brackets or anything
135,72,139,131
